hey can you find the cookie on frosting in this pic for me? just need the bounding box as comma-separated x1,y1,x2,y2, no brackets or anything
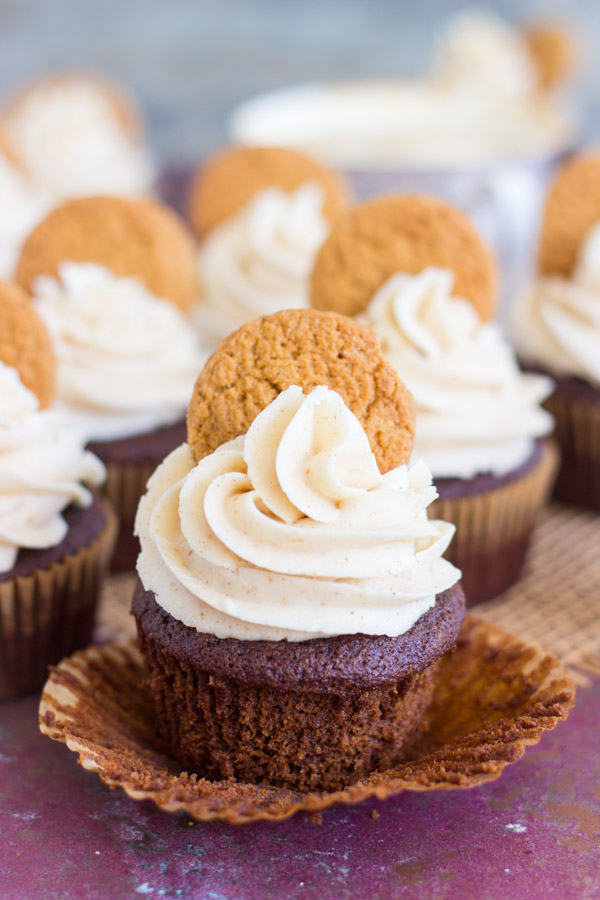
187,308,415,473
188,145,349,239
523,24,576,91
15,196,198,312
538,153,600,277
310,195,497,322
0,282,54,407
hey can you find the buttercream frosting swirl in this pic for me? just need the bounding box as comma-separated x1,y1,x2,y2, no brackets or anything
33,262,207,442
194,183,329,347
514,223,600,387
3,79,155,198
0,362,105,573
136,385,460,642
0,152,52,279
360,267,554,479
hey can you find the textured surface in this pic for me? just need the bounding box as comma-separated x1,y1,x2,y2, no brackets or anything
187,308,415,471
16,196,198,312
188,145,349,238
310,195,498,321
0,281,54,408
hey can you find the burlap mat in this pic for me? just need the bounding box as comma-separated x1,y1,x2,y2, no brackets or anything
96,503,600,685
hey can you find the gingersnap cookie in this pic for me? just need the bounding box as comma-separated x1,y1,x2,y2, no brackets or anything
0,281,54,407
187,308,415,473
15,196,198,312
310,195,497,322
188,145,349,239
523,24,576,91
538,154,600,278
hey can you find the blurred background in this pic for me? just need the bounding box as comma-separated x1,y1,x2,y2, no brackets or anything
0,0,596,165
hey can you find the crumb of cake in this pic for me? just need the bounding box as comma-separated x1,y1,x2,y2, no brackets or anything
186,308,415,472
523,24,577,91
310,194,497,322
538,153,600,277
370,809,380,819
188,145,349,239
16,195,198,312
0,281,54,407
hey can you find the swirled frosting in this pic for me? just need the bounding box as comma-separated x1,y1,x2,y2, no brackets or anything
360,267,553,479
33,262,207,442
514,223,600,387
0,152,52,279
136,385,460,641
194,183,329,347
0,362,105,573
3,79,155,199
432,8,536,98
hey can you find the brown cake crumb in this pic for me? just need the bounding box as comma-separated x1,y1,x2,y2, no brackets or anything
16,196,198,312
187,308,415,472
0,282,54,407
188,145,349,239
370,809,380,820
538,153,600,278
310,194,497,322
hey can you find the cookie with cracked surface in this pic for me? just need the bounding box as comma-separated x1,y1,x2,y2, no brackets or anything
310,194,497,322
187,308,415,473
0,281,54,407
538,153,600,277
188,145,349,239
523,24,576,91
16,196,198,312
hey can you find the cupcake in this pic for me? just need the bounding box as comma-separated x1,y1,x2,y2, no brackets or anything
16,195,206,570
0,283,114,700
513,153,600,511
311,195,557,605
0,72,155,200
188,146,348,349
0,147,51,280
133,309,464,792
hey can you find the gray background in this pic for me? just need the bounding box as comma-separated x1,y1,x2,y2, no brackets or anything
0,0,597,165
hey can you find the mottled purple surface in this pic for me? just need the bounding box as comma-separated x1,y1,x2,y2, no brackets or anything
0,683,599,900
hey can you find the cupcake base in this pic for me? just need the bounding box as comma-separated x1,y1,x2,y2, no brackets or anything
430,439,559,607
0,493,117,701
89,419,186,572
132,582,465,793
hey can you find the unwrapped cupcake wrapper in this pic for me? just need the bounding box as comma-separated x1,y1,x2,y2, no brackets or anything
545,387,600,510
101,460,157,572
429,440,559,606
0,499,117,701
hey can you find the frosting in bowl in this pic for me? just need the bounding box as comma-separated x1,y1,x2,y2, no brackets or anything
3,79,155,199
360,267,554,479
33,262,207,442
136,385,460,641
0,362,105,573
513,222,600,387
194,183,329,346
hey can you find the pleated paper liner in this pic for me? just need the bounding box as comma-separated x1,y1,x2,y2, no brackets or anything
544,382,600,510
429,440,559,605
38,616,574,824
0,498,117,701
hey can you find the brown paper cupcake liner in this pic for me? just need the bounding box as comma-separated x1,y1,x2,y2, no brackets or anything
429,440,559,606
100,459,156,572
0,499,117,701
38,615,574,824
544,384,600,510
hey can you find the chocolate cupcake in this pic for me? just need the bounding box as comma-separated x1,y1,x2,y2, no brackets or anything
513,153,600,512
16,196,206,570
311,195,558,605
190,146,349,350
133,309,464,792
0,283,115,700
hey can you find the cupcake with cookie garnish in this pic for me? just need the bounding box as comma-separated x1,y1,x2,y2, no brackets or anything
513,152,600,511
188,146,349,349
133,308,464,792
311,195,557,605
16,195,206,570
0,72,155,201
0,283,114,700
